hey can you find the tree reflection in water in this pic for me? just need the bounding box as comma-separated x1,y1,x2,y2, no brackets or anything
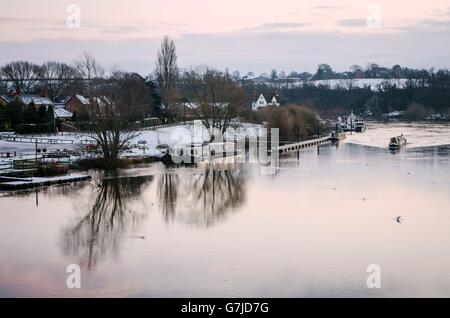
158,173,179,222
158,164,246,227
61,175,152,270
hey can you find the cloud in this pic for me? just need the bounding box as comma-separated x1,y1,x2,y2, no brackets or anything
0,16,56,24
100,23,185,34
421,19,450,29
101,26,145,34
238,22,306,33
309,5,344,10
0,25,448,74
338,19,367,27
261,22,305,29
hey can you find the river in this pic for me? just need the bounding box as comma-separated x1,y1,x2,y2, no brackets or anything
0,122,449,297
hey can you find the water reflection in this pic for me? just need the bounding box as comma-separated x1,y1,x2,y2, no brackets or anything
158,173,179,222
61,175,152,270
158,164,246,227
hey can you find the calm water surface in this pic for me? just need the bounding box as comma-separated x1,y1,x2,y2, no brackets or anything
1,123,449,297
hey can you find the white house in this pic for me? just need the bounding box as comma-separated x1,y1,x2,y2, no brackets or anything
251,93,280,111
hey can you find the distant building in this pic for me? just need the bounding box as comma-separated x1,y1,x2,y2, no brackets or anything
251,93,280,111
171,101,230,119
66,95,91,114
382,110,405,118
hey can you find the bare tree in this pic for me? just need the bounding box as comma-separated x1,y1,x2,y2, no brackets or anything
40,61,79,100
74,51,105,80
89,95,138,167
86,72,155,167
72,51,106,98
0,61,41,93
181,68,246,136
154,36,178,111
110,70,154,122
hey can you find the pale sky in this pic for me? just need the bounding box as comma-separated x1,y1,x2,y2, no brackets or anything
0,0,449,74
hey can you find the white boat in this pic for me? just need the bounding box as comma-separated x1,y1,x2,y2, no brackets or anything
338,111,366,132
355,120,366,132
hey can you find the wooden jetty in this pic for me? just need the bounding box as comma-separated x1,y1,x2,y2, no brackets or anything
275,135,331,154
0,174,91,190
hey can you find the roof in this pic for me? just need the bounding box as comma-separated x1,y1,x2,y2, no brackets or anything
75,94,90,105
19,95,53,106
91,96,112,108
253,93,279,103
181,102,229,109
54,108,73,119
0,95,14,104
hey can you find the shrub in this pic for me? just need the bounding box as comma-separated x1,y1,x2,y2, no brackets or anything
36,164,69,177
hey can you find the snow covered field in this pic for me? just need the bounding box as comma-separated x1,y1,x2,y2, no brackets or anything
262,78,409,91
0,121,265,161
309,78,408,91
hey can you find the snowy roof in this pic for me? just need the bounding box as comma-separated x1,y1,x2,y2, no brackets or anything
19,95,53,106
181,102,229,109
54,108,73,119
75,94,90,105
0,95,13,104
253,93,279,104
91,96,112,107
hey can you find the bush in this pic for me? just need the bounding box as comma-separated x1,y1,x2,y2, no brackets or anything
15,123,54,134
36,164,69,177
256,104,327,142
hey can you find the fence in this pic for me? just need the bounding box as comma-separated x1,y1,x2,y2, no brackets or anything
0,152,72,176
0,134,95,145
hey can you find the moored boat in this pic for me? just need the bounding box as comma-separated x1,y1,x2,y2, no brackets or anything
355,120,366,132
330,130,346,142
338,111,366,132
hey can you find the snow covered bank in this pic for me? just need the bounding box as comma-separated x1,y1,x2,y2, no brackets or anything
0,121,266,160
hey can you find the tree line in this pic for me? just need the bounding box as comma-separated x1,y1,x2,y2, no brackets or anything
240,72,450,118
232,63,443,82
